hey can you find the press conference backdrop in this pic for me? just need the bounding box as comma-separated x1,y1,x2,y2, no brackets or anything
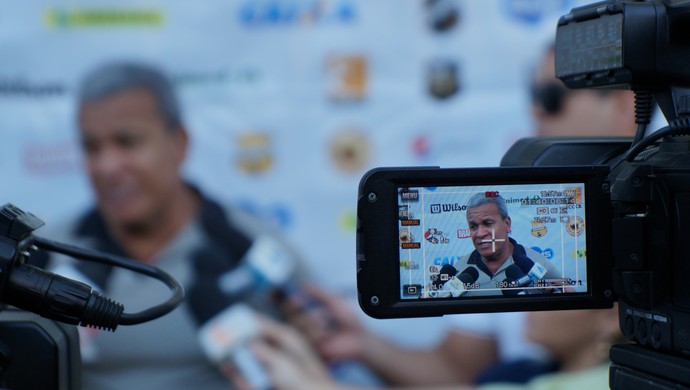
0,0,586,346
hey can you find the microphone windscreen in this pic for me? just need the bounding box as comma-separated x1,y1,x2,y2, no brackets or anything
439,264,458,276
456,267,479,284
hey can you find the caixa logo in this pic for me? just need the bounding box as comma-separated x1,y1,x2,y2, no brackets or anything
238,0,356,26
433,256,461,266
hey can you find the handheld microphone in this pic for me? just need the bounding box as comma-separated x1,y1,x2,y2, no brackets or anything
513,256,547,284
188,247,272,390
504,265,541,295
432,264,459,290
217,236,298,298
440,266,479,297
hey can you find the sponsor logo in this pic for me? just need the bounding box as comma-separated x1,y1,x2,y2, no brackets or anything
425,0,461,32
238,0,357,26
433,256,461,266
22,141,82,175
0,78,66,98
501,0,573,25
565,216,585,236
339,210,356,232
531,220,547,237
505,197,524,205
399,228,421,249
531,246,554,259
430,203,467,214
329,128,370,172
45,8,164,28
457,228,471,239
235,132,273,174
172,68,262,87
234,199,293,230
400,260,420,270
325,54,367,102
427,58,460,99
424,228,449,244
411,133,432,159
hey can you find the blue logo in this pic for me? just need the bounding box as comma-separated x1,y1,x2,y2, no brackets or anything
501,0,573,26
531,246,554,259
433,256,460,266
234,199,293,230
238,0,357,26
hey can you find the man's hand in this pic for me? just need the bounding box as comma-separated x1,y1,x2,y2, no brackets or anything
280,284,371,362
251,316,346,390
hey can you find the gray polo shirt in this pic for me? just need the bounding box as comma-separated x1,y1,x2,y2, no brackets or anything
451,243,561,297
44,196,304,390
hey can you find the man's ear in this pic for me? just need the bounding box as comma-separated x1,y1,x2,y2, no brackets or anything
505,216,512,234
173,126,189,164
612,90,638,135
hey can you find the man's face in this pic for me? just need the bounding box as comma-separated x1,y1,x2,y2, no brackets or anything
78,87,187,230
531,50,633,137
467,202,511,262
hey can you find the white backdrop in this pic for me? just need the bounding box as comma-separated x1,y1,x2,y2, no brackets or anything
0,0,588,346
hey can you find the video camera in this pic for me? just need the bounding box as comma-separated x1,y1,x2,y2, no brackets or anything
356,1,690,388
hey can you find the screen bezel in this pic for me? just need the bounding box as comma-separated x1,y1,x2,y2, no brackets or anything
356,166,614,319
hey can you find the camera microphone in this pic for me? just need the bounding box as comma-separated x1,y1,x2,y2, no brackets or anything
440,266,479,297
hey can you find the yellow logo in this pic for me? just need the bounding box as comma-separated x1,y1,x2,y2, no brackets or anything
236,132,273,174
531,220,547,237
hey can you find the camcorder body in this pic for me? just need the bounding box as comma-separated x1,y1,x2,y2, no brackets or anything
357,1,690,387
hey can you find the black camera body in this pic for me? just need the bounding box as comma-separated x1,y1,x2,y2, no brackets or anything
357,0,690,387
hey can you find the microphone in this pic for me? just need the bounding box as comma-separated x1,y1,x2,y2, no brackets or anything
188,247,273,390
217,236,298,298
432,264,459,290
503,265,541,295
513,256,548,284
440,266,479,297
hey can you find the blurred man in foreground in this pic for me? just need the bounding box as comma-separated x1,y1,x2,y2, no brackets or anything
44,62,305,389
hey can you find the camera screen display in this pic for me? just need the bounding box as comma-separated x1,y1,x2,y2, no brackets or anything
397,183,588,300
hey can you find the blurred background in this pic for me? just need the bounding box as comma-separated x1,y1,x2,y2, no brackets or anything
0,0,588,348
